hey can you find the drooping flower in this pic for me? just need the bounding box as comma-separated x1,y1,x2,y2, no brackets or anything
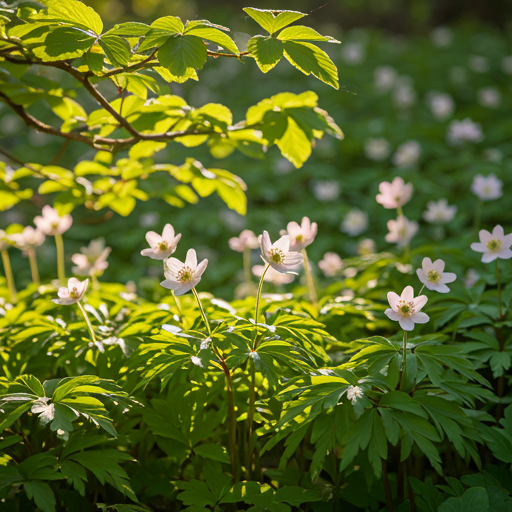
385,217,418,247
376,177,413,209
426,92,454,120
72,239,111,277
447,118,483,146
34,205,72,236
52,277,89,305
392,141,421,168
252,264,295,284
341,209,368,236
423,199,457,224
470,174,503,201
346,385,364,404
285,217,318,252
141,224,181,260
385,286,429,331
470,225,512,263
318,252,343,277
259,231,303,274
228,230,259,252
416,257,457,293
160,248,208,296
364,138,391,161
9,226,45,251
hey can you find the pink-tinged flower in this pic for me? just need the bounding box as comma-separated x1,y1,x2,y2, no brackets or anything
376,177,413,209
34,206,72,236
423,199,457,224
470,225,512,263
385,217,418,247
52,277,89,305
228,230,259,252
141,224,181,260
285,217,318,251
470,174,502,201
385,286,429,331
392,141,421,168
446,118,483,146
161,249,208,296
72,239,111,277
9,226,45,251
318,252,343,277
416,257,457,293
252,264,295,284
259,231,303,274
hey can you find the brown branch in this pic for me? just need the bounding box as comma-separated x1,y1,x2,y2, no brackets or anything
86,50,159,79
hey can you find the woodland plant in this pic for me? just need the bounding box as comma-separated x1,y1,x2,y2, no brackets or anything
0,2,512,512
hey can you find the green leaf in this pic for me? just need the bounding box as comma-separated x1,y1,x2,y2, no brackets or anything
184,26,239,54
152,15,185,33
24,481,56,512
243,8,306,34
247,36,283,73
438,487,489,512
85,51,104,74
194,443,230,463
278,26,340,43
35,27,94,61
490,351,511,378
157,35,207,77
276,116,311,168
99,35,131,67
106,22,150,37
379,391,428,418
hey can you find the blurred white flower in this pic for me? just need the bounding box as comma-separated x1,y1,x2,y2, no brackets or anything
229,229,259,252
346,385,364,404
139,212,159,228
449,66,467,84
259,231,303,274
416,257,456,293
376,177,413,209
393,77,416,108
478,87,501,109
274,158,294,175
219,209,245,231
471,174,503,201
161,248,208,296
374,66,397,93
341,209,368,236
426,92,454,120
469,55,489,73
392,140,421,168
471,225,512,263
341,42,366,65
34,205,72,236
385,217,418,247
52,277,89,305
483,148,503,163
423,199,457,224
141,224,181,260
318,252,343,277
252,264,295,284
364,138,391,161
72,239,111,277
430,27,453,48
312,180,340,202
464,269,479,288
0,230,10,251
501,56,512,75
9,226,45,251
358,238,377,255
285,217,318,251
446,118,483,146
385,286,429,331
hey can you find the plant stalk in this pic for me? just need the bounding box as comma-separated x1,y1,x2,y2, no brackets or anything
246,362,256,479
27,249,40,285
382,458,394,512
54,233,66,286
496,260,502,319
252,263,270,351
301,248,318,308
399,330,408,391
192,287,212,337
77,301,97,344
1,249,16,303
171,290,182,319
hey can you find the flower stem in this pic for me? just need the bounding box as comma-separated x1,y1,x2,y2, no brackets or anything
418,284,426,295
28,249,40,285
192,287,212,337
301,248,318,308
243,247,252,284
1,249,16,303
246,362,256,479
496,260,502,319
171,290,182,319
77,301,97,344
397,205,404,218
398,330,407,390
252,264,270,351
91,274,99,291
54,233,66,286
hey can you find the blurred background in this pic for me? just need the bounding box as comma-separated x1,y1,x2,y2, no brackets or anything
1,0,511,297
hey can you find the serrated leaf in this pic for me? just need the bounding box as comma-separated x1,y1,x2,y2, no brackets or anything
247,35,283,73
99,35,131,67
278,26,340,43
106,22,150,37
157,35,207,77
185,26,239,54
85,51,103,74
35,27,94,61
243,8,306,34
24,481,56,512
276,116,311,168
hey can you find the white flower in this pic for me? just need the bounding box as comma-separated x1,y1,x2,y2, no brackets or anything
71,239,111,277
259,231,303,274
160,248,208,296
364,138,391,161
385,286,429,331
228,230,259,252
9,226,45,251
341,209,368,236
426,92,454,120
393,77,416,108
376,177,413,209
318,252,343,277
341,42,366,65
469,55,489,73
346,385,364,404
430,27,453,48
470,174,503,201
392,141,421,168
252,264,295,284
470,225,512,263
374,66,397,93
464,269,479,288
0,230,11,251
312,180,340,202
191,356,203,367
423,199,457,224
52,277,89,305
31,398,55,426
357,238,376,255
416,257,456,293
385,217,418,247
447,118,483,146
285,217,318,251
502,56,512,75
141,224,181,260
34,205,72,236
478,87,501,109
139,212,159,228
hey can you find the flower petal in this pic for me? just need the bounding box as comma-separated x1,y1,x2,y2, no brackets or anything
385,308,401,321
146,231,161,246
435,283,451,293
52,298,78,305
160,279,180,290
164,258,183,276
141,248,161,259
399,317,415,331
162,223,175,241
498,248,512,260
401,286,414,302
492,225,504,239
274,235,290,253
482,252,498,263
194,259,208,278
478,229,492,244
421,257,433,271
260,231,272,258
185,249,197,269
432,259,445,272
387,291,400,309
470,242,485,253
413,294,428,311
440,272,457,284
286,221,301,238
411,312,429,324
416,269,427,285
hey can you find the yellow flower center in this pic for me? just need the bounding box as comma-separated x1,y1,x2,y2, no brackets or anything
397,300,415,317
295,234,303,243
427,269,441,283
177,266,193,282
487,239,502,252
157,241,168,251
269,248,285,264
69,287,80,299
